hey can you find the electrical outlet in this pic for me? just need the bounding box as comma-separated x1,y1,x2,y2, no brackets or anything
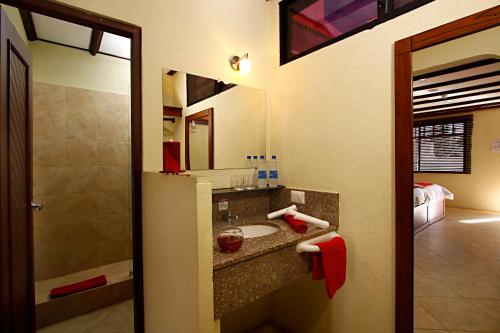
218,200,228,211
291,190,305,204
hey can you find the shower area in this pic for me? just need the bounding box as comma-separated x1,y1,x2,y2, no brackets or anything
32,81,133,328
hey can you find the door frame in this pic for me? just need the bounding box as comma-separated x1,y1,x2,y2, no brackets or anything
0,1,144,332
394,5,500,332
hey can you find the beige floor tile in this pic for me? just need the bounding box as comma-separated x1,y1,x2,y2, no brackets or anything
414,274,458,297
438,275,500,299
417,296,500,332
37,300,133,333
414,299,446,329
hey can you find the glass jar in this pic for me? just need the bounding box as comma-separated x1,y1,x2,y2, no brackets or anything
217,227,244,253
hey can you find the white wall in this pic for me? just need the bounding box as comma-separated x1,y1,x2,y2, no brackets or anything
268,1,499,333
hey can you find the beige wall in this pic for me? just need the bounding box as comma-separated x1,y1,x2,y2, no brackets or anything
189,123,210,170
13,0,500,332
2,5,28,42
33,82,132,280
175,85,266,170
59,0,272,172
142,173,213,333
415,108,500,212
30,42,131,95
268,1,499,333
413,26,500,74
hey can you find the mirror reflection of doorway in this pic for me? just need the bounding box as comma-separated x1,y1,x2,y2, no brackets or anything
185,108,214,170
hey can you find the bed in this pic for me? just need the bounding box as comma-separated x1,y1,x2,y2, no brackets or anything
413,183,454,234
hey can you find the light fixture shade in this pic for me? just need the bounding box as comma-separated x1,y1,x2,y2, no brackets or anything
239,57,252,75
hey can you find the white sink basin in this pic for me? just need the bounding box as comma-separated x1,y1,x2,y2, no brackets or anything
238,224,279,239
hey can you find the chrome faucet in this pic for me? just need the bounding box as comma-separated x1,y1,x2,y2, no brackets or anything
222,210,238,223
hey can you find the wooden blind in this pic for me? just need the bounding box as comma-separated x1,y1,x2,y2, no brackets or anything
413,115,473,173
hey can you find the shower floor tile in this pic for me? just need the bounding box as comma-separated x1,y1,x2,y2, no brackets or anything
35,259,132,304
37,299,133,333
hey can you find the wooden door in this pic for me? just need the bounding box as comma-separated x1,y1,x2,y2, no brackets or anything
0,8,35,333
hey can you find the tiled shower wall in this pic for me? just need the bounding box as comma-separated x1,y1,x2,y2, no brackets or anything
33,82,132,281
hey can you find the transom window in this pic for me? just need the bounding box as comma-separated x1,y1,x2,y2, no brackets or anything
413,115,473,174
280,0,434,64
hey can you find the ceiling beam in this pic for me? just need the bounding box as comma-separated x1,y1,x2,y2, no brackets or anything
89,29,103,56
18,9,37,41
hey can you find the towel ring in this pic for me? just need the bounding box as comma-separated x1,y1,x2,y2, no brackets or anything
296,231,340,253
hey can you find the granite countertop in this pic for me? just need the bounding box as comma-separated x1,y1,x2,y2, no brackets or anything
213,215,337,271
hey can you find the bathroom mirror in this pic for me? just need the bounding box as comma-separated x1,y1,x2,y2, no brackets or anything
162,69,266,170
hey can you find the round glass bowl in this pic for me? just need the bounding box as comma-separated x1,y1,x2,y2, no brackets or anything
217,227,244,253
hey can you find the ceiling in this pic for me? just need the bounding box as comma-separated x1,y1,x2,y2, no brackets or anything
413,58,500,117
20,10,130,59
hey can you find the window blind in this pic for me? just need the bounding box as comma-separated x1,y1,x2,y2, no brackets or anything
413,115,473,173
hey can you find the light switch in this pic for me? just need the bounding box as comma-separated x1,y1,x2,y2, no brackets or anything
218,200,228,211
291,190,305,204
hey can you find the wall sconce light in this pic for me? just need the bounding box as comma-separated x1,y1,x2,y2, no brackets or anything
229,53,252,75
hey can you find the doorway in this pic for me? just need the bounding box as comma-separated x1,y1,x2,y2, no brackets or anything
394,5,500,333
0,1,143,332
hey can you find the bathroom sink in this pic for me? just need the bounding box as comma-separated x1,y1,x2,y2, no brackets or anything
238,224,279,239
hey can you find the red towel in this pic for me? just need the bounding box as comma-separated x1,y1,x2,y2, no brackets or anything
311,237,347,298
49,275,107,298
282,214,308,233
163,141,181,173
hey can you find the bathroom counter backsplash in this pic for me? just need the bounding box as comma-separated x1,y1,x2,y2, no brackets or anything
213,216,336,270
212,187,339,270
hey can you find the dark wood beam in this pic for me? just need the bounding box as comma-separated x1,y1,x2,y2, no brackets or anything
89,29,103,56
163,106,182,117
18,9,37,41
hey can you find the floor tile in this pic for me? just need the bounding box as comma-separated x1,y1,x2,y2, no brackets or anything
414,208,500,333
414,299,446,329
417,296,500,332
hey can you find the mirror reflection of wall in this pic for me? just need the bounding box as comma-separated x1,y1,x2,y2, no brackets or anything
162,69,265,171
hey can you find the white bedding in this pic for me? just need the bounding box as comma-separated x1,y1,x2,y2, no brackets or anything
414,184,454,207
414,188,427,207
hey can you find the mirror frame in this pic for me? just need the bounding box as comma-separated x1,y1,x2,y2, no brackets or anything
185,107,214,170
394,5,500,333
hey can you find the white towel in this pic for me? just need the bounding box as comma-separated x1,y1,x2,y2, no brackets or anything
267,205,297,220
286,209,330,229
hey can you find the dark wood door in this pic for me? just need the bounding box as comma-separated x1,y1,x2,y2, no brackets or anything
0,8,35,333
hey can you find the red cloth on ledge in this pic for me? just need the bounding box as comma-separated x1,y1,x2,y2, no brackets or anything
49,275,107,298
311,236,347,299
282,214,308,233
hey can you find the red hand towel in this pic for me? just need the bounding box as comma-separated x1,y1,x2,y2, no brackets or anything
282,214,308,233
311,237,347,298
49,275,107,298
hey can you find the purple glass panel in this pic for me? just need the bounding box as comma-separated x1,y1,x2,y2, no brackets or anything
394,0,417,8
286,0,377,58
